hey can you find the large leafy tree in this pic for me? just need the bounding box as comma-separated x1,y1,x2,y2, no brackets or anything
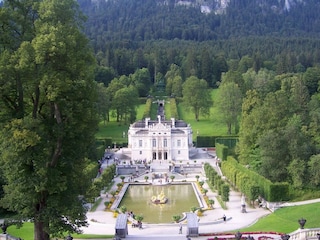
182,76,212,121
165,64,182,96
96,82,110,124
112,86,139,124
217,81,242,135
0,0,98,239
130,67,151,97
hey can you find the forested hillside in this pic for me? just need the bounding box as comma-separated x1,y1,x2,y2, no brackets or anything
76,0,320,190
79,0,320,42
77,0,320,90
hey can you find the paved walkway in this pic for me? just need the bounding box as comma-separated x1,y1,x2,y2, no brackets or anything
84,179,272,239
82,151,320,240
82,167,272,239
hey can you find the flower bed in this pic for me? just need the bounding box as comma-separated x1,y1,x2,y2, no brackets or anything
202,231,283,240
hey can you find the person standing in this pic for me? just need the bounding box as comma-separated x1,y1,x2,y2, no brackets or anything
223,214,226,223
179,223,182,234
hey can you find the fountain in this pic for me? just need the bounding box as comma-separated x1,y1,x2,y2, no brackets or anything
118,183,200,223
151,190,168,204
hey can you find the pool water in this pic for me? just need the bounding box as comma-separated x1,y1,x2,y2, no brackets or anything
119,184,200,223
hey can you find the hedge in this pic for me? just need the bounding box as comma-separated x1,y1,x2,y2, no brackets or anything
169,97,179,119
142,98,152,119
215,143,228,161
196,136,238,148
221,156,289,202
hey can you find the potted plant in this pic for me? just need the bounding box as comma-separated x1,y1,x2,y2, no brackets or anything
172,215,181,223
208,199,215,208
144,176,149,182
202,188,208,196
190,206,198,213
120,176,125,183
170,175,175,182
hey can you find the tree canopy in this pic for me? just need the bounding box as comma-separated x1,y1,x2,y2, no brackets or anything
0,0,98,239
182,76,212,121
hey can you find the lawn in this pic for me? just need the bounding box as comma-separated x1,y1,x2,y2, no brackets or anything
95,103,146,144
176,89,228,138
96,89,228,143
240,202,320,234
6,222,113,239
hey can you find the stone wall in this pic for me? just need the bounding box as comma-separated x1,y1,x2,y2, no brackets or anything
0,234,21,240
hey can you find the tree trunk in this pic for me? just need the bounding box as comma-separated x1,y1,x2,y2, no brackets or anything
195,112,199,121
227,123,232,135
34,220,50,240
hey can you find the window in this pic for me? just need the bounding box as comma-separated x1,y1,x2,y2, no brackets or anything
140,151,142,155
177,139,181,147
178,150,180,154
152,139,156,147
164,139,167,147
139,140,142,147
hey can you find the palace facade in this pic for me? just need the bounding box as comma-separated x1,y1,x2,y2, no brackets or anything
128,117,193,161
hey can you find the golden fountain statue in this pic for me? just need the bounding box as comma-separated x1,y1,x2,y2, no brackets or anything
151,190,168,204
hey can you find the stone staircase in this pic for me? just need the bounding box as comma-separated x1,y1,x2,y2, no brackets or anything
150,161,170,173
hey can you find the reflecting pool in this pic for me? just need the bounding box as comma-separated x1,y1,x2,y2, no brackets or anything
119,184,199,223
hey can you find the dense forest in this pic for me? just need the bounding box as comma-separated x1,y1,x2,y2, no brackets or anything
77,0,320,190
77,0,320,89
79,0,320,42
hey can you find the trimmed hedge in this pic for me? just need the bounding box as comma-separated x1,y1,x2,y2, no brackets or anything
142,98,152,119
215,143,228,161
221,156,290,202
215,137,238,149
196,136,238,148
196,136,216,147
169,97,179,119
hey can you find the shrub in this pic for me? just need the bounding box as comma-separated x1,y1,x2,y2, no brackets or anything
172,215,181,223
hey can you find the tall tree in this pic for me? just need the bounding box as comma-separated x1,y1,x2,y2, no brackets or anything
165,64,182,96
0,0,98,239
182,76,212,121
237,90,262,165
199,49,213,87
112,86,138,124
212,55,228,87
308,93,320,152
131,68,151,97
217,82,242,135
308,154,320,188
96,82,110,124
171,75,183,97
303,66,320,96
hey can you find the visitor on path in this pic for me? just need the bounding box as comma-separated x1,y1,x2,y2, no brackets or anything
179,223,182,234
138,221,142,229
66,234,73,240
223,214,226,223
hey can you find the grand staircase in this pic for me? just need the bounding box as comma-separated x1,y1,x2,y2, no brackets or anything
150,160,170,173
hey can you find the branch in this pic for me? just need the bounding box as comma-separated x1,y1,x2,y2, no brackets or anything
49,103,63,167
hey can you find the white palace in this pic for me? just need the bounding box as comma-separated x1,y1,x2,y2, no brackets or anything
128,116,193,162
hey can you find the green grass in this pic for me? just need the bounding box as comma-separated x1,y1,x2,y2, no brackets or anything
96,89,228,143
240,202,320,233
95,121,129,144
7,222,113,239
178,89,227,140
7,222,34,240
136,103,146,120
